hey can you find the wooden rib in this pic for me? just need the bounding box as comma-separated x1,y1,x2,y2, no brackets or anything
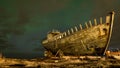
85,22,88,29
67,30,70,35
74,26,78,31
100,17,102,24
106,15,110,23
71,28,74,33
89,20,92,27
94,19,97,26
79,24,82,30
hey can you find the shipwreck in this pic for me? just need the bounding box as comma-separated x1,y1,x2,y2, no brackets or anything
42,11,115,57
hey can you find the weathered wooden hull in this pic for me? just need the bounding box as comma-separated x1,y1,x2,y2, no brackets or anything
42,12,115,56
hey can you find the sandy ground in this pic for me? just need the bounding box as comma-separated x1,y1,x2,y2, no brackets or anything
0,56,120,68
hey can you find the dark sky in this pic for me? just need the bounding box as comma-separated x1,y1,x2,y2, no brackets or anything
0,0,120,59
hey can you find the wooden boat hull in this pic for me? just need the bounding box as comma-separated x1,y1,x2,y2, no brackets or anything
42,12,115,57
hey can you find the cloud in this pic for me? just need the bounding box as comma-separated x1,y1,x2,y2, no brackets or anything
14,0,71,15
91,0,117,16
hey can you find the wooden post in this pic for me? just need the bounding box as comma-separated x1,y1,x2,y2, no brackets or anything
85,22,88,29
100,17,102,24
74,26,78,31
89,21,92,27
67,30,70,35
71,28,74,33
94,19,97,26
79,24,82,30
106,15,110,23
